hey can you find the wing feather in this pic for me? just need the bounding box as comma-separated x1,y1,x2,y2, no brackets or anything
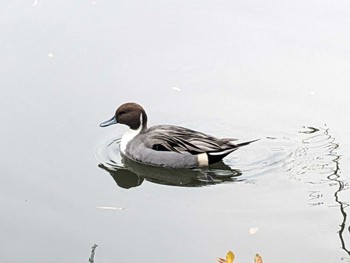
145,125,238,154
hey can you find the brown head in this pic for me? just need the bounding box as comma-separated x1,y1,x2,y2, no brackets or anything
100,102,148,130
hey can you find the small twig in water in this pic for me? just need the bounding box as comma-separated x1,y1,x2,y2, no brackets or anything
88,244,98,263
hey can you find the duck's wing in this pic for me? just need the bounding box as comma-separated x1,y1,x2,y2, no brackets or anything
145,125,238,154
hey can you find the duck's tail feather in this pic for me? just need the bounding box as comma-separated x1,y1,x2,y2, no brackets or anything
207,149,236,165
232,138,260,147
207,138,260,165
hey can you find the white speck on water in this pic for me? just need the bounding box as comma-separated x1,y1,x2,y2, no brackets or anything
32,0,39,6
249,227,259,235
92,1,96,5
310,91,315,96
171,87,181,92
95,206,129,211
47,53,54,58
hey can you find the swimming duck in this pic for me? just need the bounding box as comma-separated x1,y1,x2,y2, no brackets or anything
100,102,257,168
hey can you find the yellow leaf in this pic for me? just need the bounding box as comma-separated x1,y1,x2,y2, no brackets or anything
226,251,235,263
254,253,263,263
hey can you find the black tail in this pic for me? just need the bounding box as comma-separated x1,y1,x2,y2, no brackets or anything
207,138,260,165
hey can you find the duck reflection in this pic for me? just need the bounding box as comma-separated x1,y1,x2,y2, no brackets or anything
98,155,242,189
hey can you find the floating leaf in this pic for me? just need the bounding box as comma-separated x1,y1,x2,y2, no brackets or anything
217,250,235,263
254,253,263,263
226,251,235,263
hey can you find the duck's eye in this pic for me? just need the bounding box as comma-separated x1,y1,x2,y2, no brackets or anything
119,111,126,116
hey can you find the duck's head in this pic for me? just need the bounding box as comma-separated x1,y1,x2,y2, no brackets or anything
100,102,148,130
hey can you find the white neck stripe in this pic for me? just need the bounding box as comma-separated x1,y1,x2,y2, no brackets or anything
120,113,143,154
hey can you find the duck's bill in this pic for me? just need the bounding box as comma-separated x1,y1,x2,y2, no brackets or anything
100,116,117,127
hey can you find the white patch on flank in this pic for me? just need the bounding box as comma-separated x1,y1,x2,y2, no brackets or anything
120,113,143,154
197,153,209,167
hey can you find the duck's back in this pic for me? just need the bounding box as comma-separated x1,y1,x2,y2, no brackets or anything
144,125,237,154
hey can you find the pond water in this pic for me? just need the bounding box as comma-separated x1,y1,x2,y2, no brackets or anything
1,1,350,262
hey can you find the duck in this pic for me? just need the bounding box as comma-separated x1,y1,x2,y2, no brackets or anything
100,102,257,168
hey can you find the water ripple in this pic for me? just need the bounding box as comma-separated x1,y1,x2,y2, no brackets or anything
95,138,243,188
95,125,350,258
95,131,297,188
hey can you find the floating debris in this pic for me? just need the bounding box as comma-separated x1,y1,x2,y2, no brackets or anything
217,250,235,263
171,86,181,92
88,244,98,263
249,227,259,235
217,250,263,263
254,253,263,263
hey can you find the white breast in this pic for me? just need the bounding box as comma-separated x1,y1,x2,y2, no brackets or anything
120,113,143,154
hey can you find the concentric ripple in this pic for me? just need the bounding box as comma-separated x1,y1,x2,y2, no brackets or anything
94,128,304,188
95,137,243,188
95,138,123,168
95,125,347,189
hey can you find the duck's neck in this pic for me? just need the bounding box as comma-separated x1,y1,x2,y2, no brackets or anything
140,110,148,131
120,112,146,154
120,125,142,154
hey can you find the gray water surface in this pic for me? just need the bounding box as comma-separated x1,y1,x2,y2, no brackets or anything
1,1,350,262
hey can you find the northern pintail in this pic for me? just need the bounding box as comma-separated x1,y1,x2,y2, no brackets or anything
100,102,257,168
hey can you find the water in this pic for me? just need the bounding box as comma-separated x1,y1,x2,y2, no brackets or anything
1,1,350,262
